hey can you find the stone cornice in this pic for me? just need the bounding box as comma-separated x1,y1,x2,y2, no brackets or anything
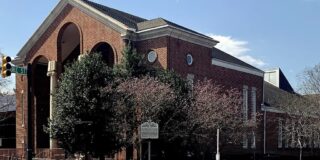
124,25,218,48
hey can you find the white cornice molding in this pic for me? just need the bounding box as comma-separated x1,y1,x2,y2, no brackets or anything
261,106,284,114
133,25,218,48
15,0,131,65
211,58,264,77
16,0,68,63
71,0,132,32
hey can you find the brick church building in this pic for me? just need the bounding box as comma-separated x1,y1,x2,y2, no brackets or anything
9,0,267,159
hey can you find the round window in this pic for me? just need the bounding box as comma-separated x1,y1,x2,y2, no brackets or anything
186,53,193,66
147,50,157,63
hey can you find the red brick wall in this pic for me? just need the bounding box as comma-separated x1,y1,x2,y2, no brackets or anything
15,74,27,150
26,4,125,64
168,36,264,151
16,4,126,155
135,36,169,69
14,2,266,159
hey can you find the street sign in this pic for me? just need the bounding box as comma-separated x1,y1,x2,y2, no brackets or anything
141,121,159,139
11,66,27,75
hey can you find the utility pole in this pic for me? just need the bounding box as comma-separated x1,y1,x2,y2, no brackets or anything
216,128,220,160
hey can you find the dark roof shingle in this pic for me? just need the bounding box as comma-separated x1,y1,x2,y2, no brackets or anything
82,0,147,28
137,18,212,39
212,47,262,72
82,0,212,39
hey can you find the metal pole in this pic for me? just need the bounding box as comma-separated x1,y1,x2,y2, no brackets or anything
263,104,266,155
27,63,33,160
216,128,220,160
148,140,151,160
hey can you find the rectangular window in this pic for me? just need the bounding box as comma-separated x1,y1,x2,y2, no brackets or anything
309,136,312,148
242,86,248,149
187,74,195,89
313,135,317,148
290,120,295,148
318,135,320,148
278,119,283,148
316,134,319,148
251,87,256,122
21,90,25,127
243,86,248,121
284,120,289,148
251,131,256,149
243,134,248,149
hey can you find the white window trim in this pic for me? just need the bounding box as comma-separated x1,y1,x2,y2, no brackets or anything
243,134,248,149
187,74,195,88
251,131,256,149
242,85,248,149
243,86,248,121
278,118,283,148
251,87,257,122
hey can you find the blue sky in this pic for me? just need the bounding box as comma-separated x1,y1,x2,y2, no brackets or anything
1,0,320,90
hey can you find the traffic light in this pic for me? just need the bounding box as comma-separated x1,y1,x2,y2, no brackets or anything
1,56,12,78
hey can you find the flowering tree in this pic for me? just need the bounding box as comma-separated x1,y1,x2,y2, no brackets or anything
188,80,258,156
116,76,177,160
117,76,176,123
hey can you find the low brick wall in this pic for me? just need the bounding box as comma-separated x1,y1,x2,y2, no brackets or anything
35,148,65,159
0,149,21,159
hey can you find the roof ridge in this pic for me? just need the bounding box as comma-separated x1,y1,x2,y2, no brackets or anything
81,0,147,28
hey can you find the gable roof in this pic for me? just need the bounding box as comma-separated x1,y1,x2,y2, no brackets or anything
83,1,213,40
14,0,218,65
211,47,263,73
82,0,147,29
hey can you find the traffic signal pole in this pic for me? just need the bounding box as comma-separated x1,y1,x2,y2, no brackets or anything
27,63,33,160
1,55,32,159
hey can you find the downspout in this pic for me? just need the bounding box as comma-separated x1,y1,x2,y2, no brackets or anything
263,103,266,155
262,74,266,155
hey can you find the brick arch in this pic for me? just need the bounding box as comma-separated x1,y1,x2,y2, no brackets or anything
57,22,83,65
91,42,117,67
31,55,50,149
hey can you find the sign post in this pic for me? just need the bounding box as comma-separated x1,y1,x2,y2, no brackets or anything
140,121,159,160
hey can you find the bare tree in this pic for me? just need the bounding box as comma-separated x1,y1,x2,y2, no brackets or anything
116,78,259,159
299,63,320,95
276,91,320,160
0,78,15,122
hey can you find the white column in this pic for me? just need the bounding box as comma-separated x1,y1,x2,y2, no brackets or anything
47,61,58,149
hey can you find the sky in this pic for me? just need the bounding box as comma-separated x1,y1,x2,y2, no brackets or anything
1,0,320,90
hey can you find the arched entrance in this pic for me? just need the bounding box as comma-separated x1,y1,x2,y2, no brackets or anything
57,22,81,67
91,42,115,67
32,56,50,148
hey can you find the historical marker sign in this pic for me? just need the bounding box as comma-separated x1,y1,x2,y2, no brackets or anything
141,121,159,139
